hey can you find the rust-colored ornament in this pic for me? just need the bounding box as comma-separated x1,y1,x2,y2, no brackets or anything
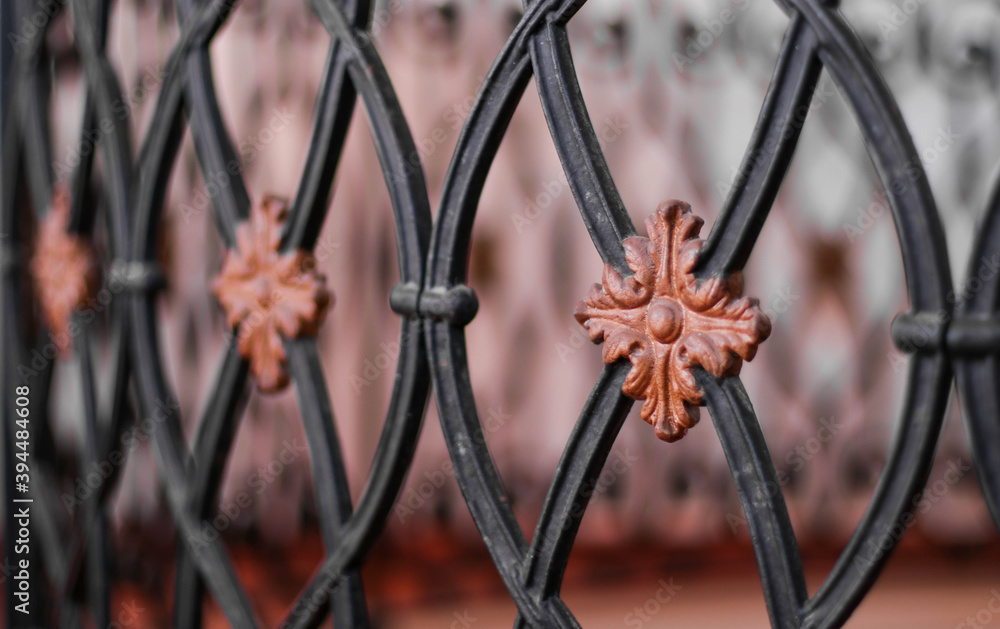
30,186,98,352
574,201,771,442
212,195,332,393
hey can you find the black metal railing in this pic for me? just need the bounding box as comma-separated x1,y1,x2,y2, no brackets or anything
1,0,998,627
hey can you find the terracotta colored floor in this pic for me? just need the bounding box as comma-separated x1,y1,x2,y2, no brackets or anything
376,551,1000,629
96,529,1000,628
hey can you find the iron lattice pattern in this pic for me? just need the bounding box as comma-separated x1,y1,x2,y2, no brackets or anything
0,0,998,627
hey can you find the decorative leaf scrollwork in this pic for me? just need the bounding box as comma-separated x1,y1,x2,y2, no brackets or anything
213,195,333,392
575,201,771,441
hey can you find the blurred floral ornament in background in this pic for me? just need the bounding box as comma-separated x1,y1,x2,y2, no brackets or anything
213,195,333,392
30,185,99,353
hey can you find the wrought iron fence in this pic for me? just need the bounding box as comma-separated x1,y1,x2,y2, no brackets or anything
1,0,999,627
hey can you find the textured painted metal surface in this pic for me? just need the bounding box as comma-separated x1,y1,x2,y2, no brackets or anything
575,201,771,441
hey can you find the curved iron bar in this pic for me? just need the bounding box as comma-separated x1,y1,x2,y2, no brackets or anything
1,0,136,624
280,0,366,253
272,0,443,622
171,344,250,628
525,1,635,272
18,31,52,219
279,314,429,629
129,0,275,623
692,13,822,279
130,0,434,626
952,173,1000,529
0,0,988,626
510,363,633,629
285,338,370,627
76,330,110,627
420,2,956,629
698,371,808,627
172,0,249,244
165,0,366,623
779,4,951,628
425,0,577,288
58,3,139,621
420,2,632,627
510,13,821,627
